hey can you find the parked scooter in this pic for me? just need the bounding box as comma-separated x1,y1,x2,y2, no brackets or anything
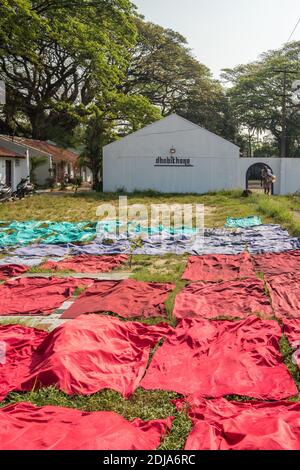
0,181,13,202
15,176,35,199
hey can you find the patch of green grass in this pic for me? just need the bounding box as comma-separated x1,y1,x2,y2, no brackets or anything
0,318,49,329
280,334,300,395
0,190,273,228
258,197,300,237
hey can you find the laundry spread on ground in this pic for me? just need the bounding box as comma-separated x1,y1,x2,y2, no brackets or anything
70,240,132,255
198,225,300,255
96,220,197,238
0,324,48,401
141,316,297,399
41,254,128,273
61,279,175,319
253,250,300,276
179,398,300,450
0,221,97,247
266,273,300,319
283,319,300,369
225,216,262,229
0,277,92,316
0,315,172,399
173,278,272,319
0,264,28,280
13,244,72,258
0,256,44,267
182,252,255,282
0,402,172,450
243,225,300,254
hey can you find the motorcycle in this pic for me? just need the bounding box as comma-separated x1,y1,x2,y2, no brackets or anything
0,181,13,202
15,176,35,199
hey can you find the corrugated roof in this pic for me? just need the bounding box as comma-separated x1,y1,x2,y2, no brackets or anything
0,146,25,158
0,136,78,163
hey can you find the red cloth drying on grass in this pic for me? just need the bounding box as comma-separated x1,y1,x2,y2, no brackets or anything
0,277,92,316
41,254,128,273
267,273,300,319
0,324,48,401
177,398,300,450
173,278,272,320
141,316,297,399
284,319,300,344
0,315,172,399
62,279,175,319
0,264,28,280
0,402,173,450
182,253,255,282
253,250,300,276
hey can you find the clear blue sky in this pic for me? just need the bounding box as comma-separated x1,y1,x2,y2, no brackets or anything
134,0,300,78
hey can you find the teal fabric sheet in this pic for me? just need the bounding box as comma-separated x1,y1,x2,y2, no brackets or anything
0,221,97,246
225,216,262,229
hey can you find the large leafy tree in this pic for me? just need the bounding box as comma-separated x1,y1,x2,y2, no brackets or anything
0,0,137,141
123,19,235,140
222,41,300,157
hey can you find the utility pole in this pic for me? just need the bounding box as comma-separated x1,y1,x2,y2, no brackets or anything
273,68,298,157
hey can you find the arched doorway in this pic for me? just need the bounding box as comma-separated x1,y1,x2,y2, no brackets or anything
246,163,274,194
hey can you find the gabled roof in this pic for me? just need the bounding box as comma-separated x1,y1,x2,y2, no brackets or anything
0,136,78,163
104,114,240,150
0,146,25,158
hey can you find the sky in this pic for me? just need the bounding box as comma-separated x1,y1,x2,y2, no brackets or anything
133,0,300,78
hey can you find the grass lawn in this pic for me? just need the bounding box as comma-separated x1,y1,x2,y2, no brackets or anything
1,189,300,449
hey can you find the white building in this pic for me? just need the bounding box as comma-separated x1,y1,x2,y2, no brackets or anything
103,114,300,195
0,136,81,189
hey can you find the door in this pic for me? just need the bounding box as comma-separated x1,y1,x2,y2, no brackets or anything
5,160,12,186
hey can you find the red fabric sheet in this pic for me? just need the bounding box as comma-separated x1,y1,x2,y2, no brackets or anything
0,315,172,399
62,279,175,319
141,316,297,399
253,250,300,276
0,324,48,401
0,277,92,316
41,254,128,273
284,319,300,344
0,402,173,450
0,264,28,280
173,278,272,319
267,273,300,319
179,398,300,450
182,253,255,282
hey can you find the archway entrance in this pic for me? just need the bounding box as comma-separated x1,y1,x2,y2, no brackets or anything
246,163,274,194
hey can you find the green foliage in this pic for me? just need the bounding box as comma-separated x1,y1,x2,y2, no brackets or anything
222,41,300,157
30,156,48,184
0,0,137,140
124,18,235,140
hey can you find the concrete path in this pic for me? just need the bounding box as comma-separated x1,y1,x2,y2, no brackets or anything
0,271,132,330
21,272,132,280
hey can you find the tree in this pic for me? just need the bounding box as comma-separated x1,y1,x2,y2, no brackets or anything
80,94,161,189
222,41,300,157
0,0,137,142
30,155,48,184
122,19,235,139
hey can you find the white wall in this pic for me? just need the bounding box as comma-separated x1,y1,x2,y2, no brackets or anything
103,115,240,194
102,115,300,196
238,158,282,195
0,157,27,190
